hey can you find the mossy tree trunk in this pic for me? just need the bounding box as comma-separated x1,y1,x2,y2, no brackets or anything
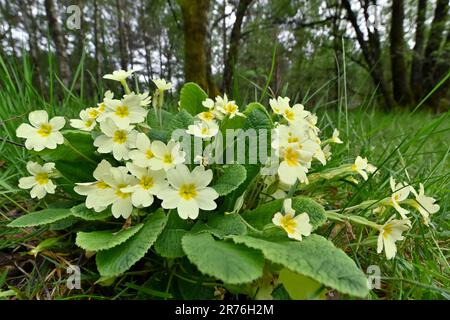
178,0,217,96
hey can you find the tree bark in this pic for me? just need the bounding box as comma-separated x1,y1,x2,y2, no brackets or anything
342,0,395,110
93,0,101,82
178,0,211,93
390,0,413,105
44,0,71,85
116,0,128,70
411,0,427,100
422,0,449,96
223,0,253,95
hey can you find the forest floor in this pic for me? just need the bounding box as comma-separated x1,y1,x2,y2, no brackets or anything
0,58,449,300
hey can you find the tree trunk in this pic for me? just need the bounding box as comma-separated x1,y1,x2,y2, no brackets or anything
422,0,449,96
116,0,128,70
22,0,43,91
342,0,395,110
178,0,211,93
44,0,71,85
390,0,413,106
93,0,101,82
411,0,427,100
223,0,253,95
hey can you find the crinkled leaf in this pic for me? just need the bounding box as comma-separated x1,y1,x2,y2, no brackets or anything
212,164,247,196
192,214,247,238
154,212,192,258
70,203,111,221
96,210,167,277
231,234,369,297
168,109,195,132
38,130,99,162
8,208,72,228
179,82,208,116
182,233,264,284
243,196,327,231
76,224,143,251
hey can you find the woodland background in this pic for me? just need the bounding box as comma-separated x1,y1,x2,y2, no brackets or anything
0,0,449,111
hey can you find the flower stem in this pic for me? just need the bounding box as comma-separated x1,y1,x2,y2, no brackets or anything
325,211,381,230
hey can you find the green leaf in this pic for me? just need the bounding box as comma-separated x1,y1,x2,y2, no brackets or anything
8,208,72,228
179,82,208,116
243,103,273,130
38,130,98,163
70,203,111,221
212,164,247,196
231,234,369,297
154,211,192,258
279,268,327,300
168,109,195,132
96,210,167,277
242,196,327,231
76,224,143,251
192,214,247,238
55,160,96,183
182,233,264,284
147,109,174,128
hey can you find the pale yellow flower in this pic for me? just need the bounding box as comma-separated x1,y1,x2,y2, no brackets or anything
16,110,65,151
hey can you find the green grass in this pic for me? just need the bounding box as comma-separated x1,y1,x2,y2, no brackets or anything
0,54,449,300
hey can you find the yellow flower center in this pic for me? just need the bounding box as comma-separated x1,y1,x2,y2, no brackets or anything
163,153,173,164
146,149,154,159
85,119,94,128
88,109,99,119
35,173,49,185
201,127,209,135
284,109,295,121
115,105,129,118
201,111,214,121
96,181,110,189
280,214,297,235
98,103,106,112
351,164,358,171
113,130,128,144
115,183,130,199
139,176,154,190
224,103,237,114
284,147,300,166
178,183,197,200
287,133,299,143
383,225,392,239
37,124,52,137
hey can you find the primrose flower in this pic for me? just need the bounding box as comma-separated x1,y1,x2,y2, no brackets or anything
269,96,290,115
138,92,152,107
94,118,137,161
330,129,343,144
410,183,440,226
98,93,148,128
121,163,167,208
215,94,244,119
186,121,219,139
388,177,411,219
281,103,310,124
129,133,156,168
102,166,138,219
377,215,411,260
277,145,311,185
97,91,114,115
74,160,115,212
18,161,58,199
351,156,376,180
16,110,65,151
153,79,173,91
147,140,186,171
272,198,312,241
158,164,219,219
103,69,134,83
70,108,97,131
